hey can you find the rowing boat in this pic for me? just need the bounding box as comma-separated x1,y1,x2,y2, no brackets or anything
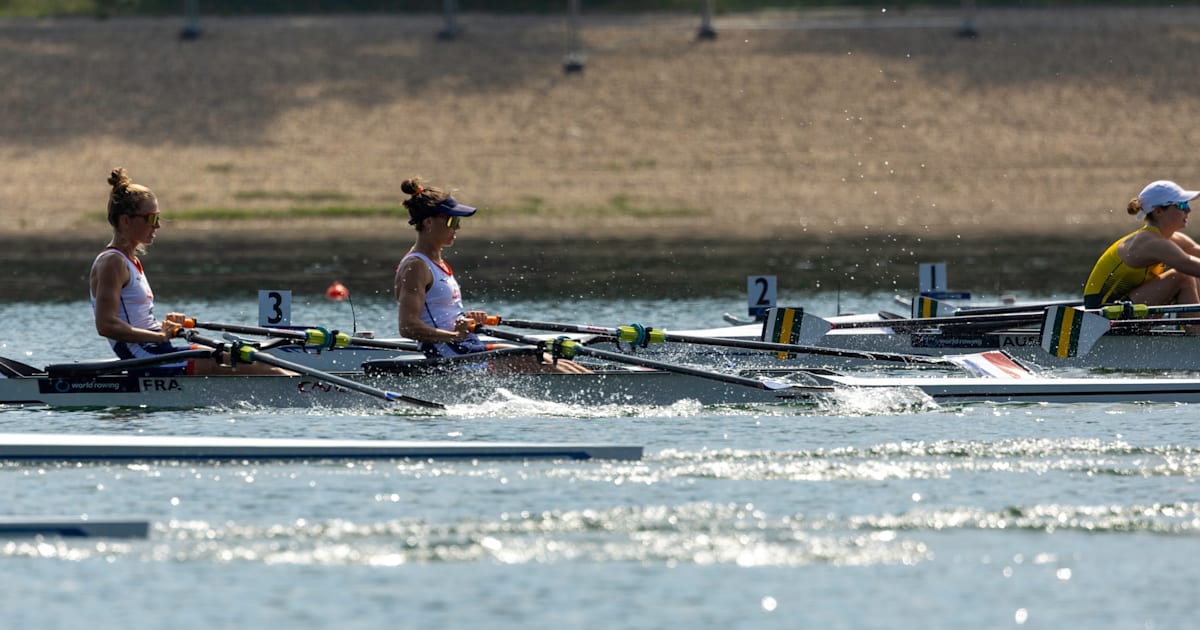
577,314,1200,372
0,354,827,409
8,350,1200,409
756,322,1200,371
170,300,1200,375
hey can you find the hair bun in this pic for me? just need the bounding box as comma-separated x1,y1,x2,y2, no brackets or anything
108,167,130,189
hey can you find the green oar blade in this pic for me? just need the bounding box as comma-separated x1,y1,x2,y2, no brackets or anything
764,307,831,347
1041,306,1109,358
911,296,957,318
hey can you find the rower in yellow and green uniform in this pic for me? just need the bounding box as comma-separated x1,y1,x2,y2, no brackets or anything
1083,180,1200,310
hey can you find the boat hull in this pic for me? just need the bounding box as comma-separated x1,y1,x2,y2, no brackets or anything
0,369,820,409
7,363,1200,409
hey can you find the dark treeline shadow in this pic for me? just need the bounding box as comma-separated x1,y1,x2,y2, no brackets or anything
14,1,1174,19
0,233,1098,303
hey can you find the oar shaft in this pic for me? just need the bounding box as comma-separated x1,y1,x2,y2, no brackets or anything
479,326,807,392
573,344,777,390
188,320,421,352
829,312,1041,331
497,318,951,365
662,332,951,365
180,330,444,409
240,350,442,408
1100,302,1200,319
500,319,610,336
951,299,1083,316
187,320,305,341
1109,317,1200,328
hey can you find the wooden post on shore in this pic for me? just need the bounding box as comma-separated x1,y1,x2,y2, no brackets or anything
697,0,717,40
958,0,978,38
438,0,460,40
563,0,585,73
179,0,202,40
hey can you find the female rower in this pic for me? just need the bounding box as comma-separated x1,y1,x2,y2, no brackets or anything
89,167,288,375
1083,180,1200,311
393,176,589,373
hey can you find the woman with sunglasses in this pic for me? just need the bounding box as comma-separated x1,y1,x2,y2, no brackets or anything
394,176,589,373
89,167,288,375
1083,180,1200,310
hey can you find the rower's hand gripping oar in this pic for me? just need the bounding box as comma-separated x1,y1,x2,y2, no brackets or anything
176,330,445,409
486,314,955,366
472,323,832,395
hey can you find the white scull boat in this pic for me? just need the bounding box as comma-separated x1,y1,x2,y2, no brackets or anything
6,350,1200,408
145,309,1200,376
0,354,826,409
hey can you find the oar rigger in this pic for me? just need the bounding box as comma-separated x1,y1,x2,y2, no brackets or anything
178,329,446,409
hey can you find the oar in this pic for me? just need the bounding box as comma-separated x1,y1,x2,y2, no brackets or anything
1092,302,1200,320
1040,305,1200,358
912,295,1083,318
487,316,956,366
772,307,1044,345
178,330,445,409
474,325,832,395
183,319,422,353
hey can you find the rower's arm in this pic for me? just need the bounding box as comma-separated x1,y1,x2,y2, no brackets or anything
90,254,172,344
1153,234,1200,277
1170,232,1200,258
395,260,466,343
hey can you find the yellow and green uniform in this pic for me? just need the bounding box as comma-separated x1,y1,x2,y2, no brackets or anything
1083,226,1165,308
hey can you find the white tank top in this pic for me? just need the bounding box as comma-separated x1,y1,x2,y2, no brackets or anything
401,252,465,330
400,252,486,357
90,248,160,347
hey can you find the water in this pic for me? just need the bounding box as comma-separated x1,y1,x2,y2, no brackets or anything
2,292,1199,629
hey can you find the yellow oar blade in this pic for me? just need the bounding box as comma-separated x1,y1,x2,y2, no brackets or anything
1040,306,1109,358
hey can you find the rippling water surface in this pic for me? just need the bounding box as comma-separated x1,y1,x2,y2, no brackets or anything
2,292,1198,628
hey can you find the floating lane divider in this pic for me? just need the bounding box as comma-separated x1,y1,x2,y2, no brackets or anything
183,319,421,353
0,516,150,539
489,315,956,366
177,330,445,409
473,324,834,396
1040,303,1200,358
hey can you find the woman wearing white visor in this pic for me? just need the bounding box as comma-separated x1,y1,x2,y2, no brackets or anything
1083,180,1200,311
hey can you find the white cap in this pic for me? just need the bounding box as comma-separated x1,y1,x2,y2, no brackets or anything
1137,180,1200,220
